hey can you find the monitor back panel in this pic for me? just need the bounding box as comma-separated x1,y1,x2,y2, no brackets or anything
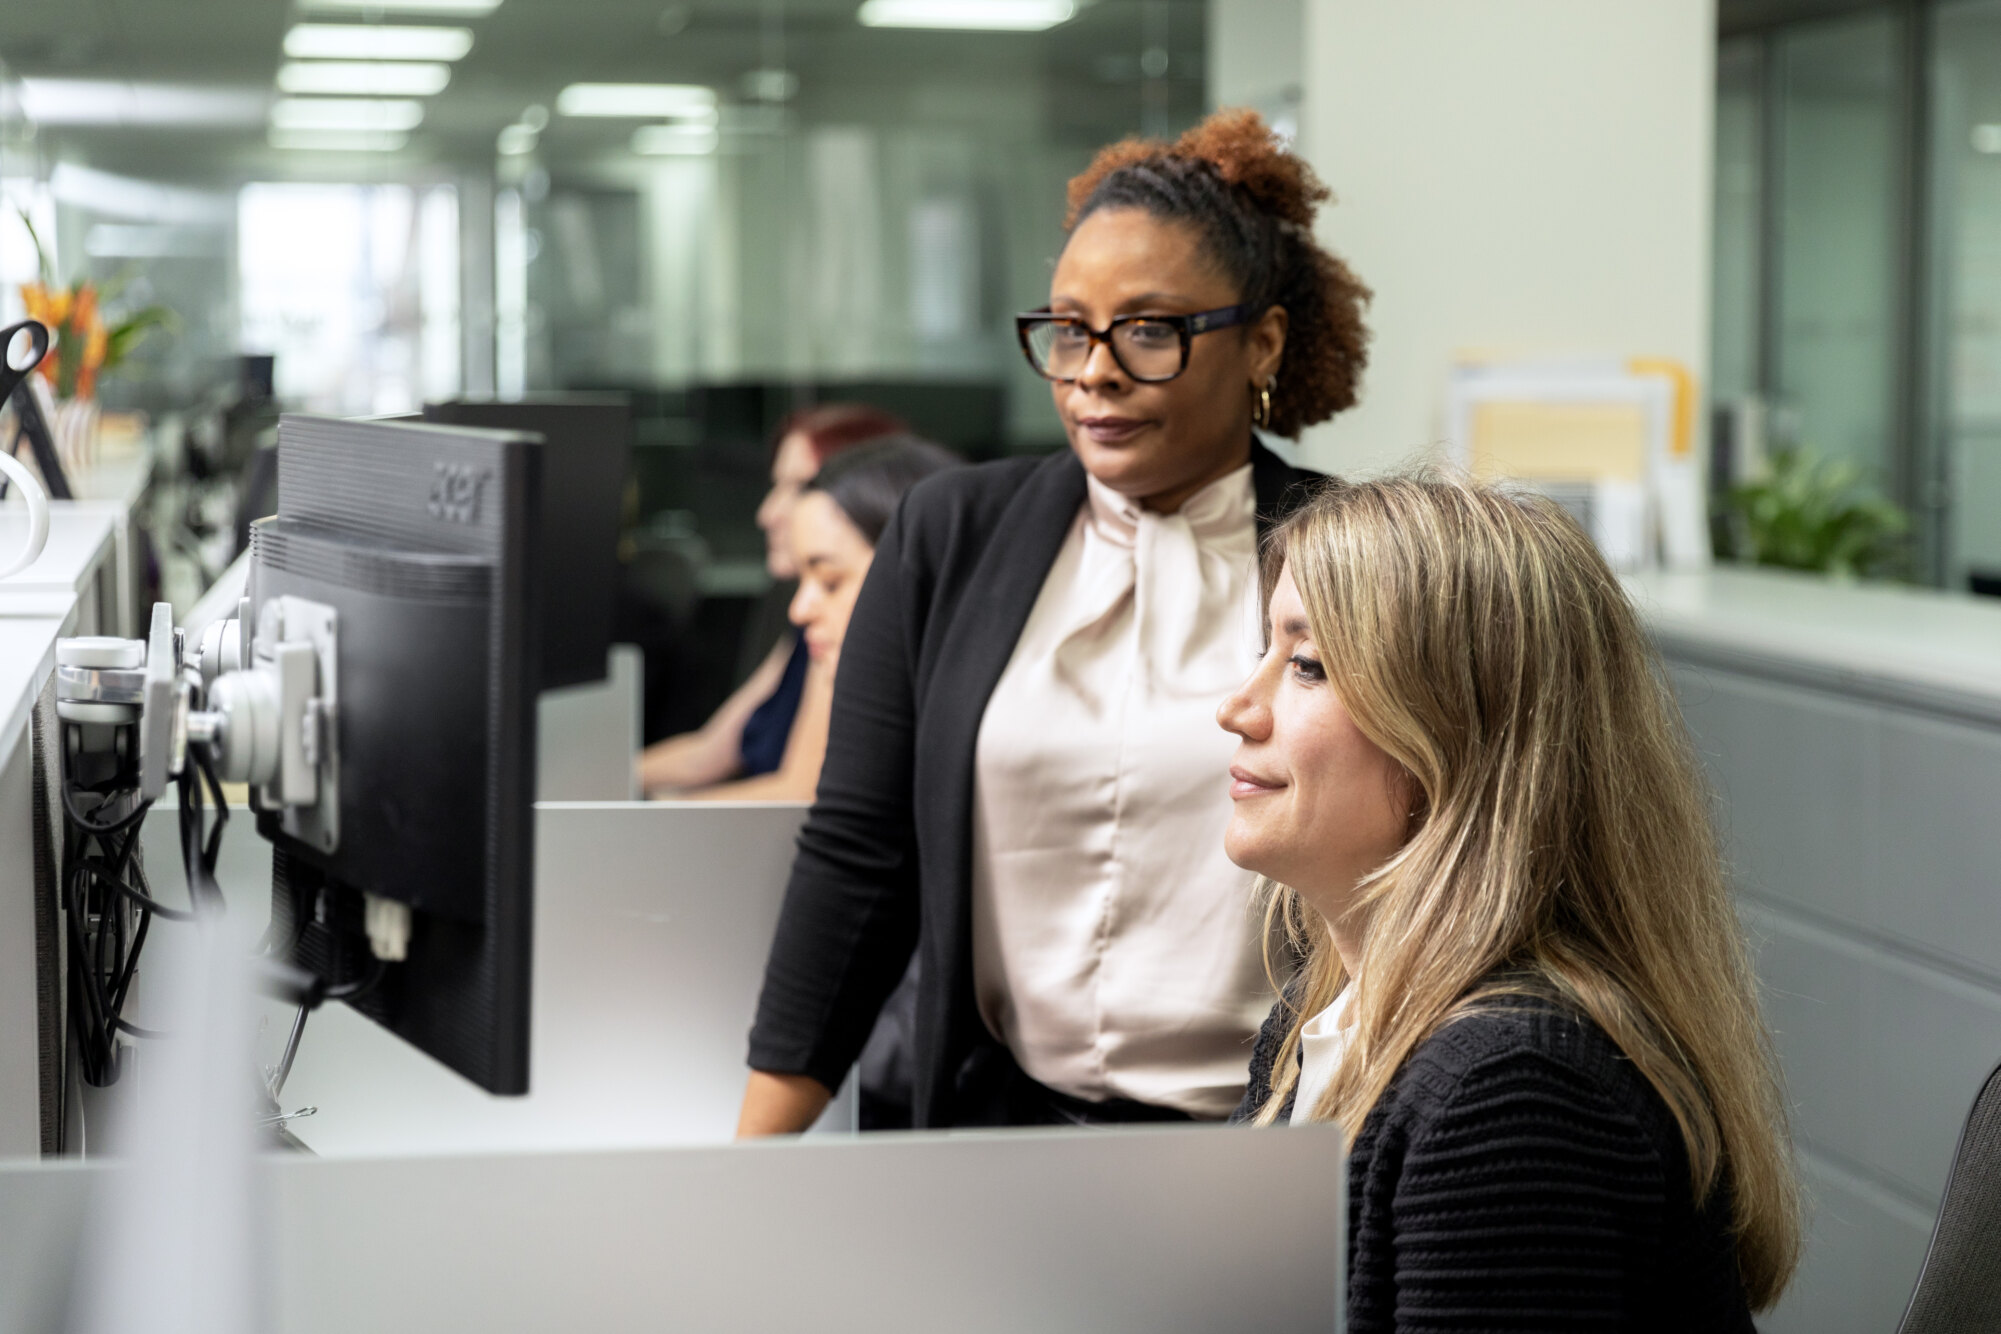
258,414,543,1095
423,396,631,689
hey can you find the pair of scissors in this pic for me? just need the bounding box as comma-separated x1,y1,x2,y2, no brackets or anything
0,320,50,405
0,320,54,577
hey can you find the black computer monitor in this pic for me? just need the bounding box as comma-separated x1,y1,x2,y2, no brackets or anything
253,413,542,1094
421,396,630,689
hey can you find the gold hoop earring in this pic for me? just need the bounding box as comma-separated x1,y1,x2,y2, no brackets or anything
1254,378,1274,430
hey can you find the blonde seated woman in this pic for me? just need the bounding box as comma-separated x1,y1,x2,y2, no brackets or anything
674,436,960,802
1219,473,1800,1331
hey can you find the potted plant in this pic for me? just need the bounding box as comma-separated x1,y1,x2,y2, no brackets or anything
1715,445,1911,581
12,206,175,476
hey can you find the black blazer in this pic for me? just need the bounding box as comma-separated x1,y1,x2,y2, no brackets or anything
746,441,1325,1126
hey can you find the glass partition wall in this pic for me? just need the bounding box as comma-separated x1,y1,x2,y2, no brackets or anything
1715,0,2001,590
492,2,1211,565
1932,1,2001,588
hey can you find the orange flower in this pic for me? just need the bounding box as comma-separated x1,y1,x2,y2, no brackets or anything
17,279,108,399
20,282,71,330
72,283,100,341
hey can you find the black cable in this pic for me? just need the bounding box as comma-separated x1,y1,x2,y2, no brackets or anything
60,782,148,837
77,861,196,922
106,906,151,1021
178,751,228,912
59,729,375,1082
56,709,253,1083
192,747,227,885
57,752,170,1081
324,955,388,1003
64,848,114,1084
196,746,228,845
61,822,108,1087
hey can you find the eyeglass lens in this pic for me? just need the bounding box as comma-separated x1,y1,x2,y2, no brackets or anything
1023,318,1184,382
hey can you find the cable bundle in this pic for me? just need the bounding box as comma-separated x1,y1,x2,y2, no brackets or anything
61,747,228,1088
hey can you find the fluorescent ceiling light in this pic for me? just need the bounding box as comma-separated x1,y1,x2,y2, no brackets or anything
283,24,474,61
84,223,222,258
268,128,410,153
299,0,500,13
632,124,719,156
270,98,425,132
18,78,267,127
1975,124,2001,155
277,61,451,96
49,163,234,225
856,0,1075,30
556,83,715,118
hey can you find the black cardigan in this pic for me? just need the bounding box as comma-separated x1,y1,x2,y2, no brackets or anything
746,442,1323,1127
1238,998,1756,1332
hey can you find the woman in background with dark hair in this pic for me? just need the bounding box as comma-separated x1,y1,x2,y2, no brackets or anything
740,109,1371,1134
641,403,906,797
679,436,961,802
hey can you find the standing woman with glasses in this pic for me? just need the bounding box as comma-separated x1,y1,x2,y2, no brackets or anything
738,110,1371,1134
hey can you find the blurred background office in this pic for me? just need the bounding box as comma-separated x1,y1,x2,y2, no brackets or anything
0,0,1215,741
12,0,2001,668
5,2,2001,1332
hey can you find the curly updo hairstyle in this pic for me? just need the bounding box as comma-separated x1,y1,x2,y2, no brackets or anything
1065,108,1370,439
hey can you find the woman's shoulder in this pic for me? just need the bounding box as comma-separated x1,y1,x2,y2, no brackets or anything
1379,1001,1680,1153
888,449,1083,572
900,450,1071,522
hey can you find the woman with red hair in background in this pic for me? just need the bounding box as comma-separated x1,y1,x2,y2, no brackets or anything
641,402,905,798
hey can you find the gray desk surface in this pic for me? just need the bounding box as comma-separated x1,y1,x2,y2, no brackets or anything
1628,566,2001,714
0,504,116,598
0,601,68,781
140,801,820,1156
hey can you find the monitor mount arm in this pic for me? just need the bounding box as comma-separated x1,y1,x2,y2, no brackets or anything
57,598,342,847
57,600,411,1114
60,598,413,963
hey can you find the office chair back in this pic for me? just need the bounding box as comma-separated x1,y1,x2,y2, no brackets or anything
1895,1059,2001,1334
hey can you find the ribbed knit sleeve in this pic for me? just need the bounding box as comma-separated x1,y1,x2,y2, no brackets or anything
1342,1008,1754,1334
1231,988,1291,1124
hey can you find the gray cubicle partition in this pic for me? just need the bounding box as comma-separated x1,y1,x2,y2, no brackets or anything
1,1125,1346,1333
138,801,831,1156
536,645,643,801
1662,641,2001,1333
0,607,64,1161
0,504,156,1158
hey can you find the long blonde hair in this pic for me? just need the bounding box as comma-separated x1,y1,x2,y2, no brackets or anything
1251,471,1800,1309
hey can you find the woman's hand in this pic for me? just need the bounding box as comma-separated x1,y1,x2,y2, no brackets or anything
736,1070,834,1137
639,636,794,795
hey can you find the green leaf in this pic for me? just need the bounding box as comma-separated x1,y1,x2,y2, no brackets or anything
12,202,54,286
102,305,179,371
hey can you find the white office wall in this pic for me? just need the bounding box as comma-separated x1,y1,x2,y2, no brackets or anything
1295,0,1717,476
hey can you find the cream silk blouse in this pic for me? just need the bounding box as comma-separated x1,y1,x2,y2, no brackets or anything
969,463,1272,1118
